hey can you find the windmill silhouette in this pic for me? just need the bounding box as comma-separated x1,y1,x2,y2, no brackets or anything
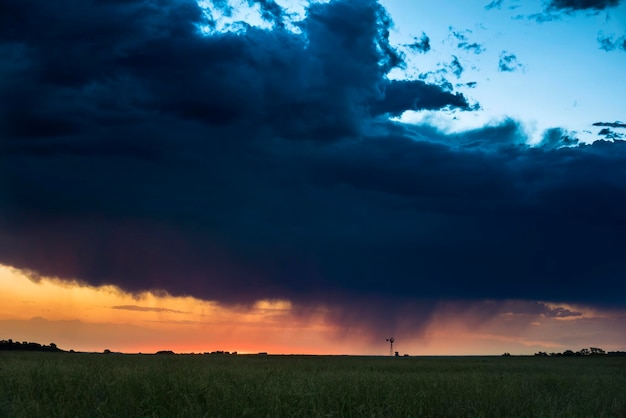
386,337,394,356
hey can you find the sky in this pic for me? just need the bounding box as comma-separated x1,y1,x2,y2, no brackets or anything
0,0,625,355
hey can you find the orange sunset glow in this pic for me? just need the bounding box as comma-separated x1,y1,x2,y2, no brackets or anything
3,0,626,363
2,264,625,356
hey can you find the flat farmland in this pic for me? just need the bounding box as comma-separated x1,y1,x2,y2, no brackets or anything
0,352,624,417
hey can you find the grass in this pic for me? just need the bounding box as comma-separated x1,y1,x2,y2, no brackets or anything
0,352,625,417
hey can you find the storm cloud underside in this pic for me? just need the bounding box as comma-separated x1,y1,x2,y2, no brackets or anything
1,0,626,336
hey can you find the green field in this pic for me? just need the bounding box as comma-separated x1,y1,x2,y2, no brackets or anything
1,352,624,417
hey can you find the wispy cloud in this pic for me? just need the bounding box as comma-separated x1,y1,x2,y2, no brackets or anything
593,121,626,128
515,0,621,22
597,32,626,51
498,51,525,72
458,42,485,54
406,32,431,53
111,305,189,314
485,0,503,10
547,0,621,12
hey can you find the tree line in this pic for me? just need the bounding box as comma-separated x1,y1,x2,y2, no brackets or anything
0,339,63,352
534,347,626,357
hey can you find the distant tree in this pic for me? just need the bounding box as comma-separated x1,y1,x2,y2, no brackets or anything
0,339,63,352
590,347,606,355
103,349,112,354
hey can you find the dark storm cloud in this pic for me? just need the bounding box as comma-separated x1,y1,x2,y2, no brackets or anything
249,0,286,27
498,51,524,72
205,0,286,28
419,70,455,93
371,80,469,116
406,33,430,53
1,0,626,337
540,128,579,149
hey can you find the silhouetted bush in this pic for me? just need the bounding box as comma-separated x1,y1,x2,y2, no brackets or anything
0,339,63,352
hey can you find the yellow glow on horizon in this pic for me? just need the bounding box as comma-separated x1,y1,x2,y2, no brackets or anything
0,264,349,354
1,264,625,355
0,264,221,323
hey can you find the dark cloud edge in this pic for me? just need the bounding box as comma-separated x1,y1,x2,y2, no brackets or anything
513,0,622,22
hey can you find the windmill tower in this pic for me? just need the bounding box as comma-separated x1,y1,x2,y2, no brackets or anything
386,337,394,356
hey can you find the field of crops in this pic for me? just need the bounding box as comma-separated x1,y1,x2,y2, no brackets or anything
1,352,624,417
